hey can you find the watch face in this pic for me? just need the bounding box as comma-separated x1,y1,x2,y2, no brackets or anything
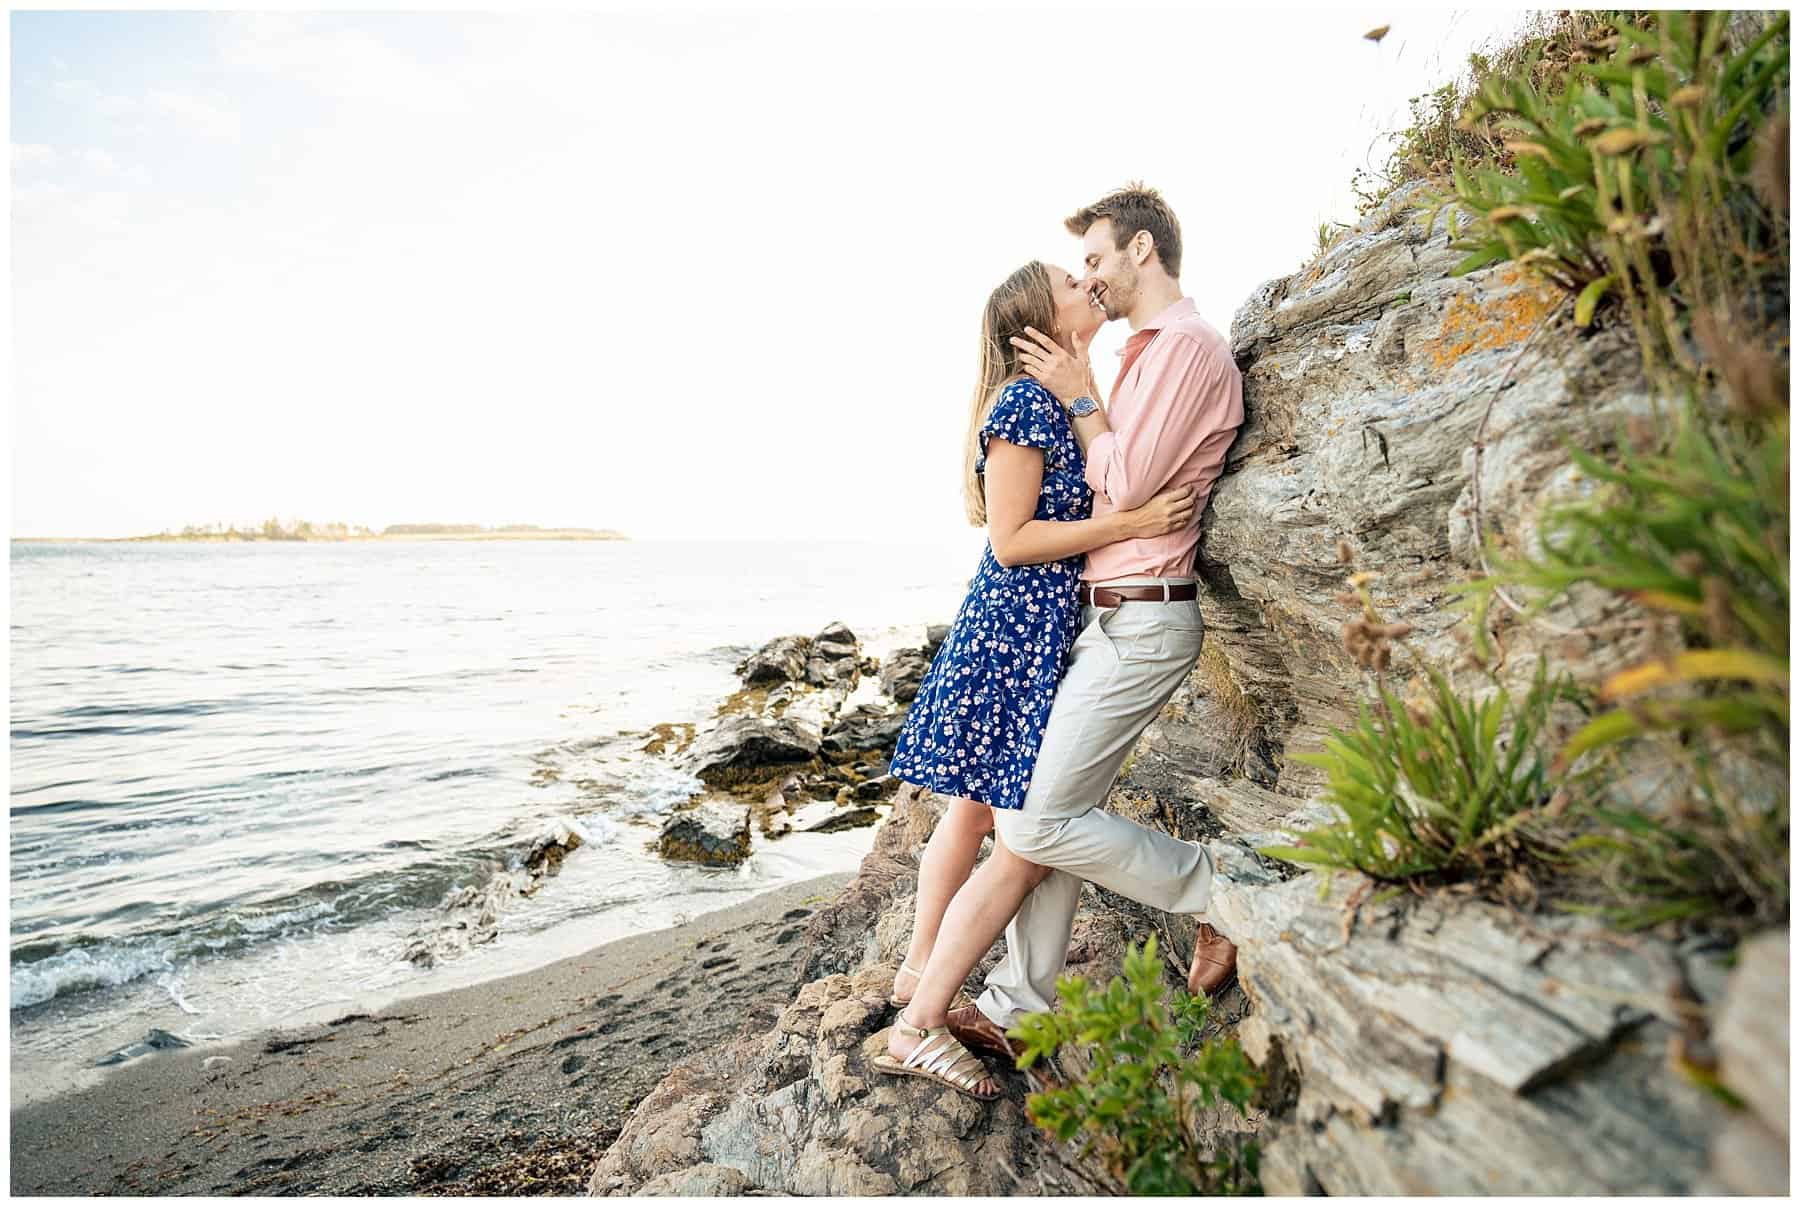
1070,396,1099,416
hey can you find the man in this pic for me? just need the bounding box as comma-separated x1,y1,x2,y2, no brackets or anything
971,181,1246,1042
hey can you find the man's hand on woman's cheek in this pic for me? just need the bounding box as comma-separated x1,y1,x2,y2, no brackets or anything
1009,327,1091,405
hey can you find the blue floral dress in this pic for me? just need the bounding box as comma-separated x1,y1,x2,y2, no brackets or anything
889,378,1093,810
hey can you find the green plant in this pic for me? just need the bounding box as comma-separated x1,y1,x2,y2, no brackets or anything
1563,735,1788,930
1427,11,1789,376
1354,12,1613,211
1459,402,1788,931
1472,411,1788,763
1432,10,1789,934
1010,936,1260,1196
1259,655,1587,887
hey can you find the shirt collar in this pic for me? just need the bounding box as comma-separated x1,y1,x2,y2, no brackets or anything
1114,296,1198,356
1140,295,1197,333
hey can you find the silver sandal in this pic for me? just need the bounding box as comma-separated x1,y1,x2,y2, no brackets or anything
869,1015,999,1101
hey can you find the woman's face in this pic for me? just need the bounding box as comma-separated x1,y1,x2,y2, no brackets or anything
1048,264,1105,347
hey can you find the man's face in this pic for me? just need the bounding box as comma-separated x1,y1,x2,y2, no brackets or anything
1079,218,1139,323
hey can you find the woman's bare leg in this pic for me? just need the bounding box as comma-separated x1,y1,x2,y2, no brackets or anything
889,835,1051,1093
894,796,992,1001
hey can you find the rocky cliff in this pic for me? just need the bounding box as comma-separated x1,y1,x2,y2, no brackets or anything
585,183,1787,1196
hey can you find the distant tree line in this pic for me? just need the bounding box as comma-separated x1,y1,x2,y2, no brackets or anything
159,518,377,541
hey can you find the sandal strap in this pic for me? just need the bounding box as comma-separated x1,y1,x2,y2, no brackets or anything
902,1029,988,1089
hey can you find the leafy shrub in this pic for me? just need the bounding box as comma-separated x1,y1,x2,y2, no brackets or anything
1010,936,1259,1196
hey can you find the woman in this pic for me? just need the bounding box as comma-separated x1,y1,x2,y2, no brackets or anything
873,262,1195,1099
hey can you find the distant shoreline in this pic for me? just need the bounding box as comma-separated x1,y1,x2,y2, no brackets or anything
13,530,629,544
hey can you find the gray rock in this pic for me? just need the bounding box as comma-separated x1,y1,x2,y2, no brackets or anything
853,774,895,801
776,683,849,748
803,622,860,688
737,635,810,686
1715,928,1788,1136
635,1163,751,1196
659,800,752,866
1709,928,1788,1195
97,1028,192,1066
821,705,905,756
522,818,584,885
879,624,951,702
785,800,880,834
684,715,820,780
878,646,933,703
1162,180,1666,798
1210,867,1725,1193
401,820,589,967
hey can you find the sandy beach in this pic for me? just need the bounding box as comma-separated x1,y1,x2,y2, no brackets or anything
10,871,850,1196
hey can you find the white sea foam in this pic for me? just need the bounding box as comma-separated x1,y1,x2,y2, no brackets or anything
230,899,338,935
564,812,618,844
11,900,348,1010
160,973,202,1015
615,761,704,817
11,940,178,1010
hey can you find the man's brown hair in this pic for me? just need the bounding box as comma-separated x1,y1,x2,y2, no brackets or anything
1064,182,1182,279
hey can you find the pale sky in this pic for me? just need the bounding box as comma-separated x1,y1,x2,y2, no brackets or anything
10,4,1531,541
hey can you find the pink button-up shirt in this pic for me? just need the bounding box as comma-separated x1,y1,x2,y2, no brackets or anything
1083,296,1244,583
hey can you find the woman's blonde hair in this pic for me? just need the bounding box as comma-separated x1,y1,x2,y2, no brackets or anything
963,261,1058,526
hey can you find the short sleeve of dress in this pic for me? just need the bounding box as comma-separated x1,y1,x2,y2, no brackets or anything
976,379,1060,475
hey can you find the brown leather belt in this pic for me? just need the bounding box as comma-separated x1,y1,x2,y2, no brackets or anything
1079,583,1199,607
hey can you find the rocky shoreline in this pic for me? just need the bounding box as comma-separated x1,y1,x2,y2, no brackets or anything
647,621,949,869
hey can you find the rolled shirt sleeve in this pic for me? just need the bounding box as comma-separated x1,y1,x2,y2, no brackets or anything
1084,331,1224,510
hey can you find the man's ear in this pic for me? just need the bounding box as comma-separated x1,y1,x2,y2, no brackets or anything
1131,230,1154,268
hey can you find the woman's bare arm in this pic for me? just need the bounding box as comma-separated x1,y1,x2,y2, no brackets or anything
983,439,1194,569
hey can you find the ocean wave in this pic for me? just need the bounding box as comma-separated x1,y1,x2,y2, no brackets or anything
10,819,623,1011
10,939,178,1010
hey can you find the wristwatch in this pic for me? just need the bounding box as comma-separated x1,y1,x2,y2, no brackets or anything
1066,394,1100,418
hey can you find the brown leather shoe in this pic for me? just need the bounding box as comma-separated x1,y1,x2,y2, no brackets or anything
946,1000,1025,1063
945,1002,1068,1089
1187,922,1238,997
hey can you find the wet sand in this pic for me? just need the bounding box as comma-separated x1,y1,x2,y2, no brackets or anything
10,872,848,1196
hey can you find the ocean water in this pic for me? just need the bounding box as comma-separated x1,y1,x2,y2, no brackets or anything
8,536,982,1102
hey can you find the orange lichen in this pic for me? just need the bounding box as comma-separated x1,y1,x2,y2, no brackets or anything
1417,267,1562,372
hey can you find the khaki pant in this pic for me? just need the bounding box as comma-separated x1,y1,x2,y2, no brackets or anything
976,575,1216,1027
